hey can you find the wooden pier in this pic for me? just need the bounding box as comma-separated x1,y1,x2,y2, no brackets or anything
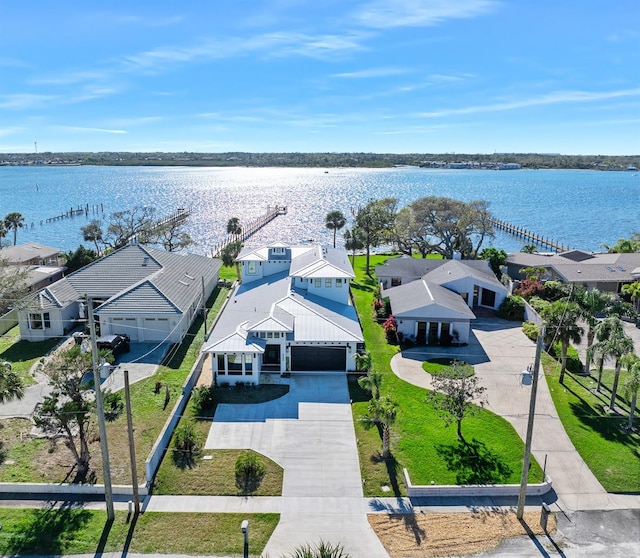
490,218,568,252
212,205,288,257
152,207,192,231
42,203,103,224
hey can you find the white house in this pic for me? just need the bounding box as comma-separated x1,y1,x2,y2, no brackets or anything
18,244,221,344
201,242,363,385
378,256,507,346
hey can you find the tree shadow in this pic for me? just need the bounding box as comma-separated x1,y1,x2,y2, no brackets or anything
235,471,265,495
437,439,512,484
370,451,403,497
387,512,427,546
2,502,95,556
569,399,639,447
171,448,199,470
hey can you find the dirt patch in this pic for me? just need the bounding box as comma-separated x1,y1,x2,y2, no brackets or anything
368,510,556,557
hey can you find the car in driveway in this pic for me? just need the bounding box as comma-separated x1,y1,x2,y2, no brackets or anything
96,334,130,359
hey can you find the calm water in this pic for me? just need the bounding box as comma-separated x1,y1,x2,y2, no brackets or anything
0,165,638,255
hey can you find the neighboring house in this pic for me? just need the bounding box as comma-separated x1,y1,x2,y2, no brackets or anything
0,242,65,293
201,242,363,385
506,250,640,293
18,244,221,343
378,256,507,345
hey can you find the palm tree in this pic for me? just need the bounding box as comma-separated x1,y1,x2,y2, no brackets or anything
542,300,584,384
324,211,346,248
357,368,383,400
0,361,24,404
621,353,640,430
354,350,372,373
361,395,398,458
343,227,365,266
4,212,25,246
621,282,640,313
226,217,242,240
576,288,608,375
589,316,634,411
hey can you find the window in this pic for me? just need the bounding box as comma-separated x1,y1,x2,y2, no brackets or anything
325,278,332,288
391,277,402,287
217,355,225,374
267,332,273,338
28,312,50,330
336,278,343,287
314,278,322,288
247,261,257,274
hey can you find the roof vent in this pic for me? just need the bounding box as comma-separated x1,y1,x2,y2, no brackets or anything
142,257,149,267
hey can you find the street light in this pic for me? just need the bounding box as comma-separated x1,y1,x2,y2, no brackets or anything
241,519,249,558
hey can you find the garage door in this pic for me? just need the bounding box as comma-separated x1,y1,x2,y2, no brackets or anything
111,318,139,341
291,346,346,371
143,318,172,341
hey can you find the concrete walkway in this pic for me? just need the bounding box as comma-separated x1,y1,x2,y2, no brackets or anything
203,374,390,558
391,318,640,513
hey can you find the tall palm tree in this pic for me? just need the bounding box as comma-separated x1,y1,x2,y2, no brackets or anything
226,217,242,240
0,361,24,404
357,368,383,400
4,212,25,246
589,316,634,411
361,395,398,458
542,300,584,384
324,211,347,248
576,288,608,375
621,353,640,430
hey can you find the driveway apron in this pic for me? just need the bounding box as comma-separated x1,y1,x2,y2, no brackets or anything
205,374,389,557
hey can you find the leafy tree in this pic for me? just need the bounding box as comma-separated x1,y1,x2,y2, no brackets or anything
220,240,243,280
104,206,157,249
588,316,634,410
478,247,507,278
357,368,383,400
343,227,365,265
601,233,640,253
324,210,346,248
0,256,29,312
360,395,398,457
226,217,242,238
64,246,98,274
621,353,640,430
542,301,584,384
0,220,7,246
156,219,195,252
4,212,25,246
355,198,397,275
394,197,494,260
32,346,123,482
81,220,104,255
0,361,24,404
426,361,485,445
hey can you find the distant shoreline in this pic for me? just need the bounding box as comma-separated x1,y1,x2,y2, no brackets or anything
1,151,638,171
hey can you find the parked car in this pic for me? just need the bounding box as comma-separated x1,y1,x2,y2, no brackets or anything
96,334,130,358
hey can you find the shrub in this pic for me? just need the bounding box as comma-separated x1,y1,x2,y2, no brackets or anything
382,315,398,343
515,278,545,298
173,422,200,457
522,321,540,341
285,541,351,558
497,295,525,321
191,385,215,415
540,280,571,301
235,450,266,493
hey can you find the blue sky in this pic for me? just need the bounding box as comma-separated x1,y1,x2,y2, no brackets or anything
1,1,638,155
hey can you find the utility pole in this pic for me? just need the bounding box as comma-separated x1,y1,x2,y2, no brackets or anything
517,325,545,519
124,369,140,514
87,297,115,520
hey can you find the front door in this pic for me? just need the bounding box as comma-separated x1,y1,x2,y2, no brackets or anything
263,344,281,370
416,321,427,345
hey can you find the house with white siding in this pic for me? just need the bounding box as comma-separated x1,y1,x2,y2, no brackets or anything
377,256,507,345
201,242,363,385
18,244,221,344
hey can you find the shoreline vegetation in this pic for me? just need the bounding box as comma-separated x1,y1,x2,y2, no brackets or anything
1,151,639,170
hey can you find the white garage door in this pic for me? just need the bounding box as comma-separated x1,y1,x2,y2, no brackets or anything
143,317,172,341
111,318,139,341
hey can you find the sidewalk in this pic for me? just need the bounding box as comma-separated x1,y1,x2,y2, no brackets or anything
390,318,640,513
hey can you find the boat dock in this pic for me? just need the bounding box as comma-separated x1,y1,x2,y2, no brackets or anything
212,205,287,257
490,218,568,252
152,207,192,230
41,203,103,225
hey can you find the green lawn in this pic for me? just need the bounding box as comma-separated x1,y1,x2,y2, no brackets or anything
0,326,61,386
543,353,640,493
0,508,279,556
350,254,543,497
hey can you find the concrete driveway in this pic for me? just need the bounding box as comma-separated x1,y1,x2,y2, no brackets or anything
391,318,640,513
205,374,390,557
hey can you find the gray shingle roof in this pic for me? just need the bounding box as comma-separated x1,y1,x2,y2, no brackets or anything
0,243,61,264
384,279,475,320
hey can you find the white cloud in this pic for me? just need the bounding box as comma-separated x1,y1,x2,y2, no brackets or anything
417,88,640,118
331,67,410,79
56,126,127,134
354,0,499,29
0,94,56,109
